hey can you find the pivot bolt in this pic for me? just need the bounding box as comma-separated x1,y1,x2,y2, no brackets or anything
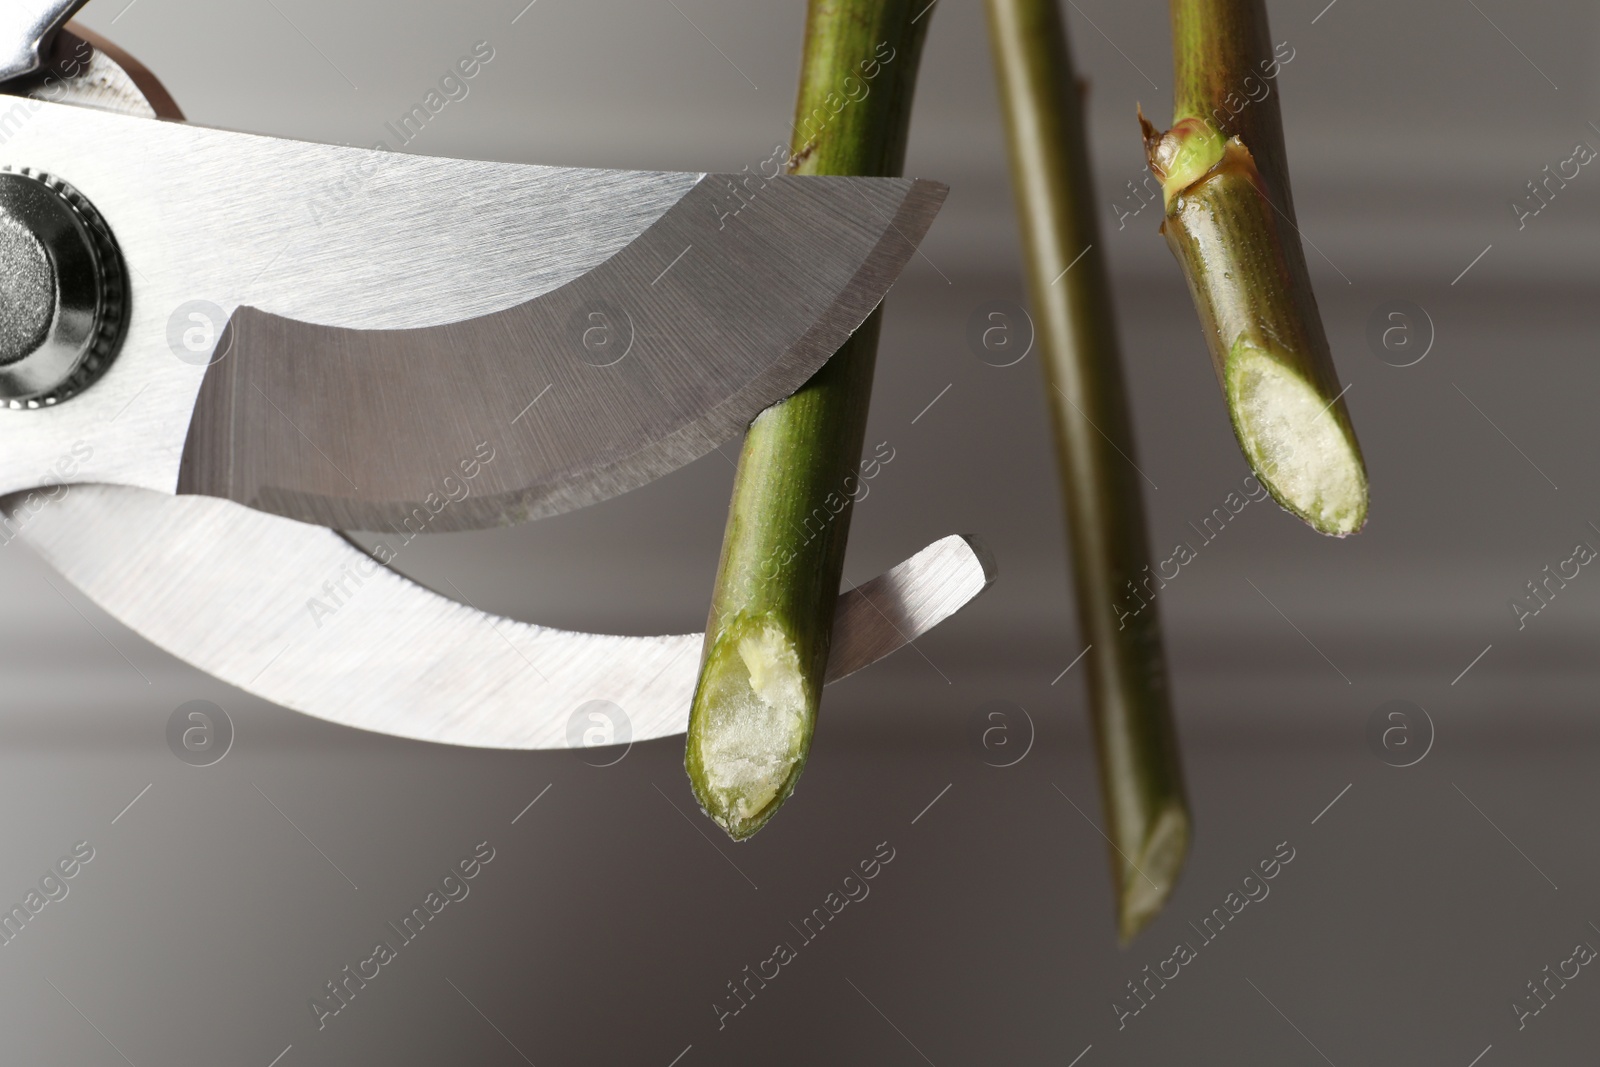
0,168,127,408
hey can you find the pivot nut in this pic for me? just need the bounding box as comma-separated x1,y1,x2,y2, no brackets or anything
0,167,127,408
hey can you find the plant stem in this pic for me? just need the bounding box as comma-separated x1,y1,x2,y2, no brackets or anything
684,0,933,841
1145,0,1368,536
986,0,1189,942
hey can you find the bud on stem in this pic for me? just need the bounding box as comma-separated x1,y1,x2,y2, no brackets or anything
1149,0,1368,536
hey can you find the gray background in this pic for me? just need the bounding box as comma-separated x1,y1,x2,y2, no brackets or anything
0,0,1597,1063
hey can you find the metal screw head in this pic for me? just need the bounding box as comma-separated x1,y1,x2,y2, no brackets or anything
0,168,127,407
0,209,53,364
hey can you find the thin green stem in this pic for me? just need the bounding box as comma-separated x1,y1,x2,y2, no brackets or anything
986,0,1189,942
684,0,933,841
1151,0,1368,536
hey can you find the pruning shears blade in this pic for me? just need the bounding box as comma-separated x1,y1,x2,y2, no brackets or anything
13,484,994,748
0,100,945,532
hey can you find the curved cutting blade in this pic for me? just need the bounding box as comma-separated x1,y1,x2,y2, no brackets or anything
11,485,994,749
0,100,945,533
178,173,945,532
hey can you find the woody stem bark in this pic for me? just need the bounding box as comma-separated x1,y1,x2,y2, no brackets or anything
1148,0,1368,536
986,0,1189,943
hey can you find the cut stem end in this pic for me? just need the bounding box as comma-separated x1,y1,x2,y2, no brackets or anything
1228,345,1367,536
687,615,813,841
1146,117,1370,537
1119,803,1191,944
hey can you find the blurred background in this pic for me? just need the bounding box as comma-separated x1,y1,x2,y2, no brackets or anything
1,0,1598,1062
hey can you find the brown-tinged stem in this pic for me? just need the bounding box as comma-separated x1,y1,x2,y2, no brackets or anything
986,0,1189,942
1148,0,1368,536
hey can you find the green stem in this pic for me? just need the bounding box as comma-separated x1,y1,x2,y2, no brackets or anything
1149,0,1368,536
986,0,1189,942
684,0,933,841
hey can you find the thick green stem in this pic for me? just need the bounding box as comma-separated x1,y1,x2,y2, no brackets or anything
1151,0,1368,536
986,0,1189,942
684,0,933,841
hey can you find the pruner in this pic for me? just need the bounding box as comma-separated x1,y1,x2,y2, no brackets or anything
0,2,993,748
